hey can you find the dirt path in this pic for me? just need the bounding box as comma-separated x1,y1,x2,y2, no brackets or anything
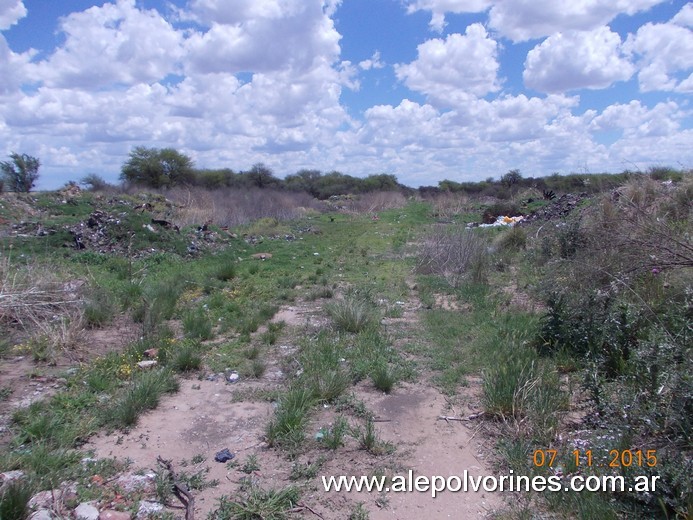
85,283,504,518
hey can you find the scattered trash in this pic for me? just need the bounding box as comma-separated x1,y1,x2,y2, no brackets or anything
478,215,525,228
214,448,235,463
136,360,158,370
315,430,325,441
225,370,240,383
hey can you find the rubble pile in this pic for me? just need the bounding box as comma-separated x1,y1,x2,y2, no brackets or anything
523,192,590,223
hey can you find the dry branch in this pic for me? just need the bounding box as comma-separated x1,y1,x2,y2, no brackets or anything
157,456,195,520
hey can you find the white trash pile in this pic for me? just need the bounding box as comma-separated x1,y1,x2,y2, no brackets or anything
478,215,525,228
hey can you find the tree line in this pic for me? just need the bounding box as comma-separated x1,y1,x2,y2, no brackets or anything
1,147,687,198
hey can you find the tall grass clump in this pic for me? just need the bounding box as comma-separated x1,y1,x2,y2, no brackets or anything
482,347,566,443
417,224,489,287
0,480,34,520
300,332,351,402
211,484,300,520
106,369,179,428
265,387,316,450
183,307,214,340
326,294,378,333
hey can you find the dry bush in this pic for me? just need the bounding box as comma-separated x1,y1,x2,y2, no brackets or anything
430,193,470,220
166,187,325,228
0,255,82,328
585,175,692,274
344,191,407,214
0,254,86,360
416,224,488,287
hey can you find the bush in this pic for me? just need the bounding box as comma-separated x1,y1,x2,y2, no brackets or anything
416,225,488,287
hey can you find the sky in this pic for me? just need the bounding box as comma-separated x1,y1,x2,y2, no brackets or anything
0,0,691,189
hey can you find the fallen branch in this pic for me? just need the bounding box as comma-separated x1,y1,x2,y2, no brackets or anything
290,503,324,519
437,412,485,423
157,456,195,520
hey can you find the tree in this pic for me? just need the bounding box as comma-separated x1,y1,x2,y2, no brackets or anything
80,173,110,191
1,152,40,192
120,146,195,188
501,169,522,188
246,163,280,189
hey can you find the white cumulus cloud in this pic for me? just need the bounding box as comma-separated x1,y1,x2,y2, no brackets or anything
625,12,693,92
0,0,26,29
524,27,635,93
34,0,183,89
395,24,501,106
403,0,492,32
488,0,665,41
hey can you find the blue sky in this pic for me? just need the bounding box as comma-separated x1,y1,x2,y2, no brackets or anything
0,0,691,188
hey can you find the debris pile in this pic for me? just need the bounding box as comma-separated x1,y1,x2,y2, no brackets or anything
523,193,590,222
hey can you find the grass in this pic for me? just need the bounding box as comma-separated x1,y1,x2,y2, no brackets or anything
169,339,203,372
265,386,316,451
106,369,179,429
319,416,349,450
326,295,378,333
183,307,214,340
0,480,34,520
211,484,300,520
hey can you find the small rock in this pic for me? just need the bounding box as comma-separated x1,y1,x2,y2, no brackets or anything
75,502,100,520
28,490,55,510
116,472,156,493
136,360,157,369
99,510,132,520
136,501,163,520
0,470,25,486
30,510,55,520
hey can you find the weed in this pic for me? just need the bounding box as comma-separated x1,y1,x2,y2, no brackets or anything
0,385,12,401
261,321,285,346
211,484,300,520
319,416,349,450
241,454,260,474
247,359,266,379
417,225,489,286
266,386,316,450
289,457,325,481
349,502,370,520
154,467,174,505
214,263,237,281
83,285,117,328
357,418,393,456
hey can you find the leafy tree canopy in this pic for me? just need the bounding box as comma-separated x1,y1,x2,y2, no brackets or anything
1,152,40,192
120,146,195,188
